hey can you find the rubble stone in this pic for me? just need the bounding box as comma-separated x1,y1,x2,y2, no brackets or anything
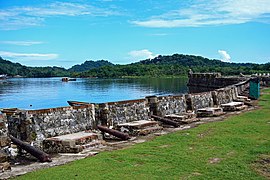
0,150,8,163
0,136,11,147
0,162,11,172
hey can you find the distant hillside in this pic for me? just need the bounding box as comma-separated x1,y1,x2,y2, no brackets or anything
1,54,269,78
69,60,114,72
0,57,69,77
77,54,270,78
138,54,224,66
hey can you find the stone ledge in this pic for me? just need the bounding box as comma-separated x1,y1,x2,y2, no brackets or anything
116,120,162,136
236,95,251,102
165,112,198,124
107,99,146,105
43,131,99,154
197,107,225,117
221,102,247,111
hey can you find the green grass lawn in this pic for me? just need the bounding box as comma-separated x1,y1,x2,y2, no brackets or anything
16,89,270,180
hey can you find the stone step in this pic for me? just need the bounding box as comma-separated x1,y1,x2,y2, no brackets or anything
165,114,185,121
221,102,247,111
81,140,104,149
137,126,163,136
197,107,225,117
236,95,251,102
165,112,198,124
116,120,162,136
43,131,100,154
180,118,200,124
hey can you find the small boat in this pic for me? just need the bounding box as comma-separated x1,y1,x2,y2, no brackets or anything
0,74,7,80
67,101,90,106
62,77,76,82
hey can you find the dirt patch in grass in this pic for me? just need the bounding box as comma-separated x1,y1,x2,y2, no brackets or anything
226,151,236,157
197,128,214,139
157,144,171,148
253,154,270,178
208,157,222,164
181,171,203,179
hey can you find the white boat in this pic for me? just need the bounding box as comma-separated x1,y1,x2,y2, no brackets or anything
0,74,7,80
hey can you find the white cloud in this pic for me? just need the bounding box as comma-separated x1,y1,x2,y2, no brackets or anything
0,2,119,30
0,51,58,60
150,33,168,36
0,41,44,46
132,0,270,28
218,50,231,62
128,49,157,60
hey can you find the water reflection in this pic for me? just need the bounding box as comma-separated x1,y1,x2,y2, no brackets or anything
0,77,188,110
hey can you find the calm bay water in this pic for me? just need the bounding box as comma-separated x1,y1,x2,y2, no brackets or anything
0,77,188,110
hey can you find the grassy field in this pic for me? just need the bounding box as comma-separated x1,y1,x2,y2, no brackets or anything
16,89,270,180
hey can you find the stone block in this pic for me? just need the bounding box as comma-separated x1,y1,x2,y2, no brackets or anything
165,112,198,124
0,136,11,147
0,121,5,128
117,120,162,136
236,95,251,102
197,107,224,117
61,140,76,147
221,102,247,111
43,131,99,153
165,114,185,121
0,150,8,163
0,162,11,172
137,126,163,136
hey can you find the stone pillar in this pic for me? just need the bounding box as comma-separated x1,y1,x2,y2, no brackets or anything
231,87,237,100
185,94,193,111
211,91,218,106
98,103,109,126
0,113,10,147
88,104,97,129
146,96,159,116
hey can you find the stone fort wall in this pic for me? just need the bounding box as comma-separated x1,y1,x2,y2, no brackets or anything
2,74,250,148
5,105,95,147
187,73,249,93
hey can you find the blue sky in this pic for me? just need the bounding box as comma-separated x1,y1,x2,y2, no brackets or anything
0,0,270,68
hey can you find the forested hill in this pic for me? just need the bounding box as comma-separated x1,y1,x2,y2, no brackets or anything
138,54,225,66
0,57,69,77
138,54,258,68
69,60,113,72
1,54,269,78
78,54,270,78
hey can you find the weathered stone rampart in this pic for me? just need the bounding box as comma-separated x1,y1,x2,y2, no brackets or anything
6,105,95,147
188,73,249,93
1,74,251,149
151,95,187,117
98,99,150,127
191,91,214,111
